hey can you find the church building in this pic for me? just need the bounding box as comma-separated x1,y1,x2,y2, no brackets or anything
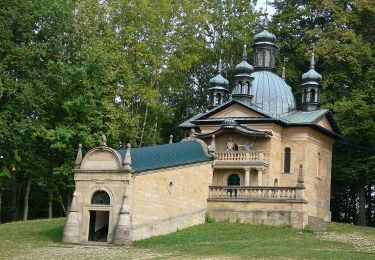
63,16,341,244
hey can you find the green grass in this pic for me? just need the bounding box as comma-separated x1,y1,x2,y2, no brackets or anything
0,218,374,259
0,218,66,258
134,222,375,259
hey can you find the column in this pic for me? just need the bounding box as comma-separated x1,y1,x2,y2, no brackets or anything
257,168,263,186
244,168,250,186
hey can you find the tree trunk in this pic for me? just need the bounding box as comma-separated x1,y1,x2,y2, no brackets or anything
358,185,367,226
11,172,17,220
57,191,67,216
138,104,149,147
23,175,32,221
48,172,53,219
48,189,53,219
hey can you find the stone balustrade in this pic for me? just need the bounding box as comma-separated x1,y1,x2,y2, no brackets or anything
208,185,305,201
215,151,267,162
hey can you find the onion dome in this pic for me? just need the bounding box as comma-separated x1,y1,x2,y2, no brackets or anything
254,30,276,44
207,55,229,110
235,44,254,75
235,60,254,74
253,14,278,71
254,16,276,44
249,70,296,116
209,57,229,87
209,74,229,87
232,43,254,105
301,45,322,112
302,49,322,85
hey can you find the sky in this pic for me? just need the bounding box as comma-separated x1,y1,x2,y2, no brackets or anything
255,0,276,15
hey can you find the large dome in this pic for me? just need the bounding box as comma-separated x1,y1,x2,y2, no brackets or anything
248,71,296,116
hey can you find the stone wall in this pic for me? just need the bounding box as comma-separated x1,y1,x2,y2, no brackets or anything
130,162,213,240
207,200,308,229
308,215,327,231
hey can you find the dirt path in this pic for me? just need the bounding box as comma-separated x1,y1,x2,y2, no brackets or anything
12,244,176,260
317,231,375,253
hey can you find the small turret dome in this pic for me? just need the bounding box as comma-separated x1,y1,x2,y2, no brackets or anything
254,29,276,43
209,74,229,87
302,68,322,84
301,46,322,85
235,60,254,74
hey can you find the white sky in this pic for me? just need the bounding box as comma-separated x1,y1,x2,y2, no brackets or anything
255,0,276,15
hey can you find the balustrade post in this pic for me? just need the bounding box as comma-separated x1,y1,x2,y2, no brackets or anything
296,164,305,199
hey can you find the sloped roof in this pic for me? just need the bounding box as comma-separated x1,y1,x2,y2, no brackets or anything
117,141,211,173
281,109,330,124
179,113,205,128
179,99,341,139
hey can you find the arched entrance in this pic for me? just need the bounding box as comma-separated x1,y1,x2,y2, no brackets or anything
88,191,110,242
227,174,240,186
227,174,240,197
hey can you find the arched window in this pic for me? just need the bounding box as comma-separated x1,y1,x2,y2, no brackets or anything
303,89,307,102
215,93,221,105
284,147,291,173
246,81,250,94
258,52,264,67
238,81,242,93
227,174,240,186
91,191,110,205
227,174,240,197
209,94,214,106
310,89,316,102
265,50,271,67
274,178,279,187
271,51,276,67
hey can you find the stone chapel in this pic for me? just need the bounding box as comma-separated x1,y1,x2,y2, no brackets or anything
63,15,342,244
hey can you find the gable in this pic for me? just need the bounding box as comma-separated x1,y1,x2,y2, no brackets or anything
316,116,333,131
80,149,122,171
208,103,264,119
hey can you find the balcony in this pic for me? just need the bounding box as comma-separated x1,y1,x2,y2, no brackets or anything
214,151,268,168
208,186,305,202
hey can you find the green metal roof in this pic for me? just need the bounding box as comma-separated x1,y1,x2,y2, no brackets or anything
118,141,211,173
281,109,329,124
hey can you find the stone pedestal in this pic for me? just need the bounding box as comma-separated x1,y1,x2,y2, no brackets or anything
63,193,80,243
113,195,132,244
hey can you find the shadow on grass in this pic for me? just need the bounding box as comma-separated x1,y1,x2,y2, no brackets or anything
39,223,65,243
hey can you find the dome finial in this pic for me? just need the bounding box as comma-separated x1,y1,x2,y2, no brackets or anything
242,34,248,61
218,49,223,74
263,0,269,29
242,43,247,61
310,43,315,69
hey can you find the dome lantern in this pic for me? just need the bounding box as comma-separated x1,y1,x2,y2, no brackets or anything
253,13,278,71
208,52,229,110
232,43,254,105
301,45,322,112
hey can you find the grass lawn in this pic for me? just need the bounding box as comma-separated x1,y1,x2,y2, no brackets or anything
0,218,374,259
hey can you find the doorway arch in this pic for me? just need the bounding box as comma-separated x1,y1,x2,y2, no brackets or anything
227,174,240,197
227,174,240,186
88,190,111,242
